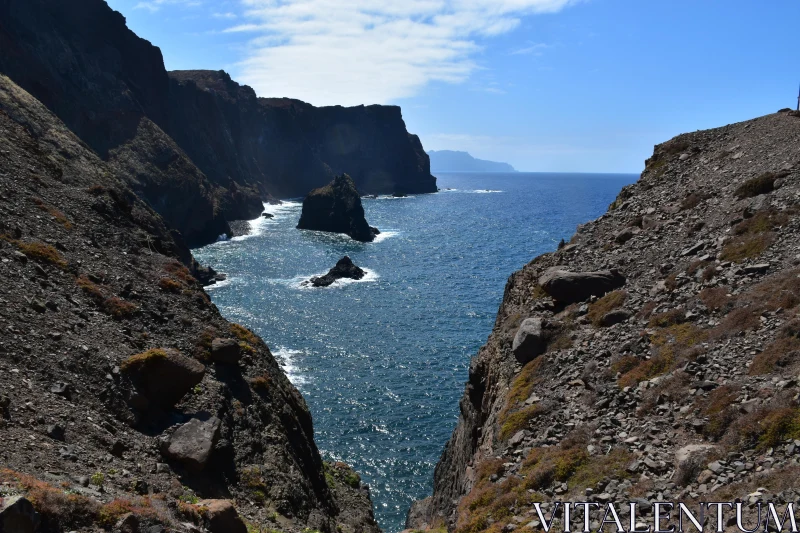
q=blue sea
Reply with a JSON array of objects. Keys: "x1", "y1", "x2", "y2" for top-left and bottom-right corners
[{"x1": 192, "y1": 172, "x2": 637, "y2": 532}]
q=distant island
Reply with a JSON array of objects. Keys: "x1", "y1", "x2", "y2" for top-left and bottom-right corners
[{"x1": 427, "y1": 150, "x2": 517, "y2": 172}]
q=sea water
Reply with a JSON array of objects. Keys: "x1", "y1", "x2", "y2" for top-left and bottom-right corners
[{"x1": 192, "y1": 172, "x2": 637, "y2": 531}]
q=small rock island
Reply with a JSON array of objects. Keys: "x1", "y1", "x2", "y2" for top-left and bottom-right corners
[
  {"x1": 306, "y1": 256, "x2": 366, "y2": 287},
  {"x1": 297, "y1": 174, "x2": 380, "y2": 242}
]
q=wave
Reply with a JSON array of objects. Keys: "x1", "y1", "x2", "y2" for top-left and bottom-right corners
[
  {"x1": 271, "y1": 346, "x2": 308, "y2": 386},
  {"x1": 267, "y1": 268, "x2": 380, "y2": 290},
  {"x1": 439, "y1": 188, "x2": 503, "y2": 194},
  {"x1": 203, "y1": 277, "x2": 233, "y2": 290},
  {"x1": 372, "y1": 230, "x2": 399, "y2": 243}
]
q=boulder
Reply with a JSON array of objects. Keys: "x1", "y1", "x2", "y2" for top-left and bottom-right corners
[
  {"x1": 161, "y1": 414, "x2": 221, "y2": 471},
  {"x1": 538, "y1": 269, "x2": 626, "y2": 304},
  {"x1": 512, "y1": 318, "x2": 546, "y2": 365},
  {"x1": 122, "y1": 349, "x2": 205, "y2": 409},
  {"x1": 0, "y1": 495, "x2": 40, "y2": 533},
  {"x1": 674, "y1": 444, "x2": 717, "y2": 484},
  {"x1": 614, "y1": 227, "x2": 634, "y2": 244},
  {"x1": 210, "y1": 338, "x2": 242, "y2": 364},
  {"x1": 198, "y1": 500, "x2": 247, "y2": 533},
  {"x1": 600, "y1": 309, "x2": 632, "y2": 327},
  {"x1": 309, "y1": 256, "x2": 366, "y2": 287},
  {"x1": 297, "y1": 174, "x2": 380, "y2": 242}
]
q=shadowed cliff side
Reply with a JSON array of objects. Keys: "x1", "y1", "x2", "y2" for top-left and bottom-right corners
[
  {"x1": 0, "y1": 74, "x2": 379, "y2": 533},
  {"x1": 168, "y1": 70, "x2": 437, "y2": 198}
]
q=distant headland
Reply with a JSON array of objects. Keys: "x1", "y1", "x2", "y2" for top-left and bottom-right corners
[{"x1": 427, "y1": 150, "x2": 517, "y2": 172}]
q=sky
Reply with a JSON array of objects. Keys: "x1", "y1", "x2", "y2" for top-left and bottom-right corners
[{"x1": 105, "y1": 0, "x2": 800, "y2": 173}]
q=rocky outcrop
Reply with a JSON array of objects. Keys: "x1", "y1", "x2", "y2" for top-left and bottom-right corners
[
  {"x1": 410, "y1": 110, "x2": 800, "y2": 531},
  {"x1": 538, "y1": 268, "x2": 626, "y2": 304},
  {"x1": 169, "y1": 70, "x2": 437, "y2": 197},
  {"x1": 298, "y1": 175, "x2": 380, "y2": 242},
  {"x1": 0, "y1": 75, "x2": 378, "y2": 533},
  {"x1": 308, "y1": 256, "x2": 367, "y2": 287},
  {"x1": 0, "y1": 0, "x2": 434, "y2": 246}
]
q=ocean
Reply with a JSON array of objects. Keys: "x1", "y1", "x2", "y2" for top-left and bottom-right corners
[{"x1": 192, "y1": 172, "x2": 638, "y2": 531}]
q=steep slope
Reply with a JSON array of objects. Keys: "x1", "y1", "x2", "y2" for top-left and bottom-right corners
[
  {"x1": 0, "y1": 75, "x2": 378, "y2": 533},
  {"x1": 409, "y1": 111, "x2": 800, "y2": 531},
  {"x1": 168, "y1": 70, "x2": 437, "y2": 197},
  {"x1": 0, "y1": 0, "x2": 253, "y2": 247}
]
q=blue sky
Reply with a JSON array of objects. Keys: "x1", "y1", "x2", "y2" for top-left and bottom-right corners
[{"x1": 106, "y1": 0, "x2": 800, "y2": 172}]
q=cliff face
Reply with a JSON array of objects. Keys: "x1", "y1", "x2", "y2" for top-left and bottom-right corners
[
  {"x1": 410, "y1": 112, "x2": 800, "y2": 531},
  {"x1": 168, "y1": 70, "x2": 437, "y2": 198},
  {"x1": 0, "y1": 74, "x2": 379, "y2": 533},
  {"x1": 0, "y1": 0, "x2": 435, "y2": 247}
]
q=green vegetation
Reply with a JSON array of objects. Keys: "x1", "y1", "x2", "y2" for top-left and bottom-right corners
[
  {"x1": 120, "y1": 349, "x2": 168, "y2": 372},
  {"x1": 89, "y1": 472, "x2": 105, "y2": 487},
  {"x1": 734, "y1": 171, "x2": 787, "y2": 199},
  {"x1": 587, "y1": 290, "x2": 626, "y2": 327}
]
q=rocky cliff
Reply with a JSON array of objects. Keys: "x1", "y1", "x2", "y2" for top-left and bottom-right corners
[
  {"x1": 169, "y1": 71, "x2": 437, "y2": 198},
  {"x1": 409, "y1": 111, "x2": 800, "y2": 531},
  {"x1": 0, "y1": 74, "x2": 379, "y2": 533},
  {"x1": 297, "y1": 174, "x2": 380, "y2": 242},
  {"x1": 0, "y1": 0, "x2": 435, "y2": 246}
]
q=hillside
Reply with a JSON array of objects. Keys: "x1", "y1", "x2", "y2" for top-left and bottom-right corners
[
  {"x1": 428, "y1": 151, "x2": 516, "y2": 173},
  {"x1": 409, "y1": 111, "x2": 800, "y2": 531},
  {"x1": 0, "y1": 74, "x2": 378, "y2": 533},
  {"x1": 0, "y1": 0, "x2": 435, "y2": 246}
]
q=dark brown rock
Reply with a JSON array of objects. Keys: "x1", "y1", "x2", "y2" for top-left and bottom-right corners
[
  {"x1": 210, "y1": 338, "x2": 242, "y2": 364},
  {"x1": 511, "y1": 318, "x2": 546, "y2": 364},
  {"x1": 198, "y1": 499, "x2": 247, "y2": 533},
  {"x1": 297, "y1": 175, "x2": 379, "y2": 242},
  {"x1": 309, "y1": 256, "x2": 366, "y2": 287},
  {"x1": 161, "y1": 415, "x2": 221, "y2": 471},
  {"x1": 121, "y1": 349, "x2": 205, "y2": 409},
  {"x1": 538, "y1": 268, "x2": 626, "y2": 304}
]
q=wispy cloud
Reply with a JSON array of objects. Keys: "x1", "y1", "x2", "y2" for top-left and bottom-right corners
[
  {"x1": 224, "y1": 0, "x2": 581, "y2": 106},
  {"x1": 511, "y1": 42, "x2": 550, "y2": 55},
  {"x1": 135, "y1": 0, "x2": 202, "y2": 13},
  {"x1": 212, "y1": 12, "x2": 238, "y2": 19}
]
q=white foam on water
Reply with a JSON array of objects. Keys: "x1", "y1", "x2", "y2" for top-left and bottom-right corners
[
  {"x1": 437, "y1": 188, "x2": 503, "y2": 194},
  {"x1": 372, "y1": 230, "x2": 399, "y2": 243},
  {"x1": 280, "y1": 268, "x2": 380, "y2": 290},
  {"x1": 272, "y1": 346, "x2": 308, "y2": 386},
  {"x1": 375, "y1": 194, "x2": 416, "y2": 200},
  {"x1": 204, "y1": 277, "x2": 233, "y2": 290},
  {"x1": 472, "y1": 189, "x2": 503, "y2": 193}
]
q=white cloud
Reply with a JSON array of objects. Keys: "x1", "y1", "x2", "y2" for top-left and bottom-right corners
[
  {"x1": 135, "y1": 0, "x2": 202, "y2": 12},
  {"x1": 227, "y1": 0, "x2": 581, "y2": 106},
  {"x1": 511, "y1": 42, "x2": 550, "y2": 55},
  {"x1": 212, "y1": 12, "x2": 238, "y2": 19}
]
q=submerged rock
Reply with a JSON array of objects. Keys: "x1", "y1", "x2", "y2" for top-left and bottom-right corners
[
  {"x1": 297, "y1": 174, "x2": 380, "y2": 242},
  {"x1": 308, "y1": 256, "x2": 366, "y2": 287}
]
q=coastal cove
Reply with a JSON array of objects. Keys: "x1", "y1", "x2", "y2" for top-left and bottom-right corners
[{"x1": 193, "y1": 172, "x2": 636, "y2": 531}]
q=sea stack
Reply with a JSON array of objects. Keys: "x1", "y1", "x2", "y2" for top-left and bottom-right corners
[
  {"x1": 308, "y1": 256, "x2": 366, "y2": 287},
  {"x1": 297, "y1": 174, "x2": 380, "y2": 242}
]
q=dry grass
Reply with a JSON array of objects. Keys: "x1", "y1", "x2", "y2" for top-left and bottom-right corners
[
  {"x1": 33, "y1": 198, "x2": 73, "y2": 230},
  {"x1": 1, "y1": 235, "x2": 68, "y2": 269},
  {"x1": 250, "y1": 373, "x2": 271, "y2": 391},
  {"x1": 165, "y1": 261, "x2": 196, "y2": 284},
  {"x1": 734, "y1": 171, "x2": 788, "y2": 199},
  {"x1": 619, "y1": 324, "x2": 707, "y2": 388},
  {"x1": 724, "y1": 406, "x2": 800, "y2": 451},
  {"x1": 648, "y1": 308, "x2": 685, "y2": 328},
  {"x1": 734, "y1": 209, "x2": 790, "y2": 236},
  {"x1": 696, "y1": 384, "x2": 740, "y2": 440},
  {"x1": 712, "y1": 305, "x2": 760, "y2": 338},
  {"x1": 587, "y1": 290, "x2": 626, "y2": 327},
  {"x1": 159, "y1": 277, "x2": 184, "y2": 293},
  {"x1": 749, "y1": 320, "x2": 800, "y2": 375},
  {"x1": 498, "y1": 405, "x2": 542, "y2": 441},
  {"x1": 699, "y1": 287, "x2": 732, "y2": 311},
  {"x1": 121, "y1": 349, "x2": 168, "y2": 371},
  {"x1": 720, "y1": 232, "x2": 774, "y2": 263},
  {"x1": 76, "y1": 275, "x2": 137, "y2": 319},
  {"x1": 231, "y1": 323, "x2": 259, "y2": 345}
]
